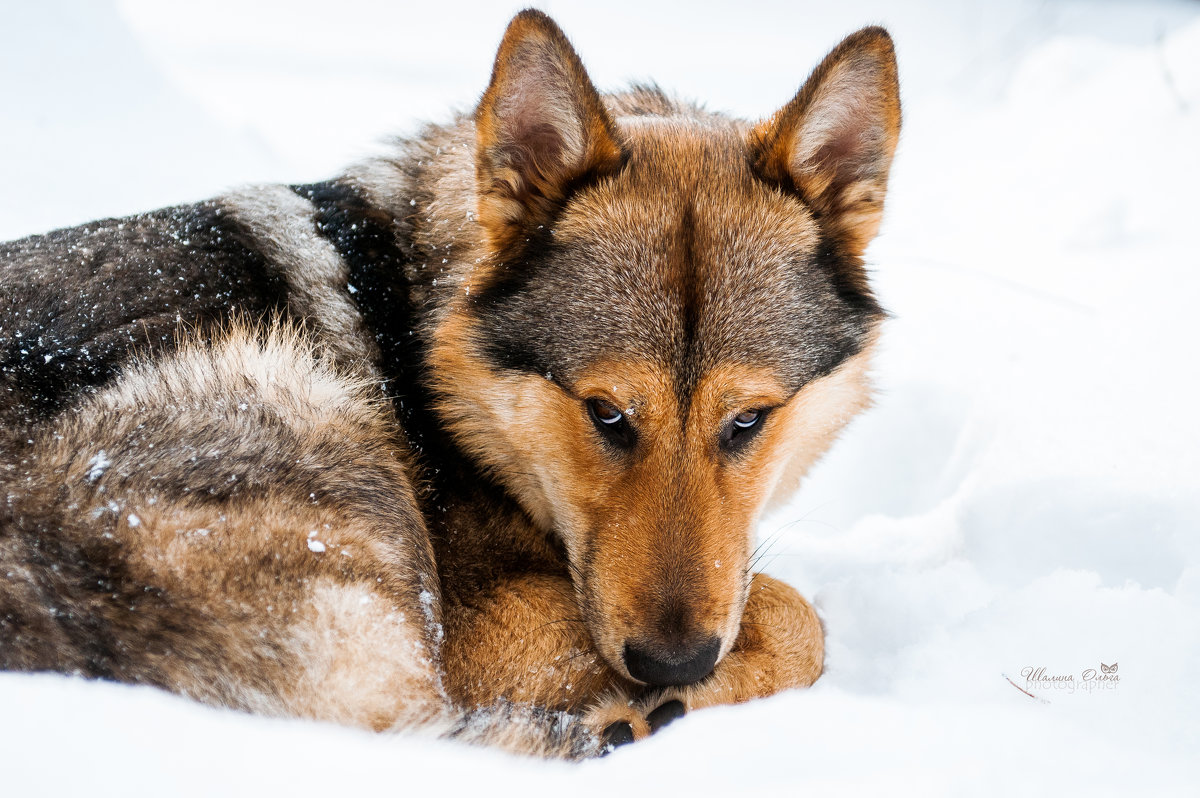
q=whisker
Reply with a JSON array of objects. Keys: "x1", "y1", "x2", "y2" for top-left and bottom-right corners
[
  {"x1": 562, "y1": 648, "x2": 593, "y2": 663},
  {"x1": 527, "y1": 616, "x2": 586, "y2": 635}
]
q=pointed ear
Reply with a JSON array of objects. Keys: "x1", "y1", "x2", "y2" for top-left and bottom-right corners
[
  {"x1": 750, "y1": 27, "x2": 901, "y2": 256},
  {"x1": 475, "y1": 10, "x2": 625, "y2": 251}
]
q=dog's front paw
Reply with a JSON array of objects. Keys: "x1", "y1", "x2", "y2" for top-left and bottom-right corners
[
  {"x1": 583, "y1": 691, "x2": 690, "y2": 752},
  {"x1": 676, "y1": 573, "x2": 824, "y2": 711},
  {"x1": 581, "y1": 574, "x2": 823, "y2": 754}
]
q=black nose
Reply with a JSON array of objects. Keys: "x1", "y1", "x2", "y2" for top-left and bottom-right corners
[{"x1": 623, "y1": 636, "x2": 721, "y2": 686}]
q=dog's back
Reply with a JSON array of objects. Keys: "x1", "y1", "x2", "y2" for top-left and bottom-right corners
[
  {"x1": 0, "y1": 320, "x2": 597, "y2": 755},
  {"x1": 0, "y1": 319, "x2": 434, "y2": 704},
  {"x1": 0, "y1": 186, "x2": 384, "y2": 445}
]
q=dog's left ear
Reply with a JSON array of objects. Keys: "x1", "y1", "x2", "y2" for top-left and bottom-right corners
[
  {"x1": 475, "y1": 10, "x2": 625, "y2": 251},
  {"x1": 750, "y1": 27, "x2": 901, "y2": 256}
]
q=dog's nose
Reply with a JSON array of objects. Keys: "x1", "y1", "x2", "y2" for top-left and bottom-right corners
[{"x1": 623, "y1": 635, "x2": 721, "y2": 686}]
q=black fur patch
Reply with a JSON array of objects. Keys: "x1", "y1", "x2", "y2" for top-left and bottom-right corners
[
  {"x1": 468, "y1": 224, "x2": 562, "y2": 378},
  {"x1": 811, "y1": 232, "x2": 885, "y2": 320},
  {"x1": 293, "y1": 182, "x2": 569, "y2": 598},
  {"x1": 0, "y1": 203, "x2": 289, "y2": 431},
  {"x1": 291, "y1": 181, "x2": 432, "y2": 443}
]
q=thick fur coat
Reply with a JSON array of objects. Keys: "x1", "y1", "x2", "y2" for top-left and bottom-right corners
[{"x1": 0, "y1": 11, "x2": 900, "y2": 756}]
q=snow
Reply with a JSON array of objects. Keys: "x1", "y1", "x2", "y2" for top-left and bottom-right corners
[
  {"x1": 85, "y1": 450, "x2": 112, "y2": 483},
  {"x1": 2, "y1": 0, "x2": 1198, "y2": 794}
]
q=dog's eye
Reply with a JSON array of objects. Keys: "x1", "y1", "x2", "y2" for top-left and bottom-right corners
[
  {"x1": 733, "y1": 409, "x2": 761, "y2": 429},
  {"x1": 590, "y1": 398, "x2": 623, "y2": 425},
  {"x1": 721, "y1": 407, "x2": 767, "y2": 453},
  {"x1": 587, "y1": 398, "x2": 636, "y2": 450}
]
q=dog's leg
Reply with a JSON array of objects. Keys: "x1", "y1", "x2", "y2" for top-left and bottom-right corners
[
  {"x1": 442, "y1": 571, "x2": 822, "y2": 751},
  {"x1": 441, "y1": 573, "x2": 624, "y2": 712},
  {"x1": 670, "y1": 572, "x2": 824, "y2": 705},
  {"x1": 582, "y1": 572, "x2": 824, "y2": 743}
]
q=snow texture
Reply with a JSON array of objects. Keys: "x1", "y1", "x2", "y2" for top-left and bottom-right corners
[
  {"x1": 85, "y1": 450, "x2": 112, "y2": 483},
  {"x1": 2, "y1": 1, "x2": 1198, "y2": 795}
]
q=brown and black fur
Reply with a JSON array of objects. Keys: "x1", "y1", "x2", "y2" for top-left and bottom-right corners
[{"x1": 0, "y1": 11, "x2": 900, "y2": 755}]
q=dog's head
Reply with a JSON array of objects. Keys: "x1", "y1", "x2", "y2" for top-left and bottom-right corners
[{"x1": 430, "y1": 11, "x2": 898, "y2": 686}]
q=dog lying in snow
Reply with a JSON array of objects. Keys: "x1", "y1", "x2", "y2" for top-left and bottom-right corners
[{"x1": 0, "y1": 10, "x2": 899, "y2": 756}]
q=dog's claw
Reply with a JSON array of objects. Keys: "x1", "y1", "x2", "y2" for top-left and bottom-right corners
[
  {"x1": 646, "y1": 699, "x2": 686, "y2": 732},
  {"x1": 601, "y1": 720, "x2": 635, "y2": 751}
]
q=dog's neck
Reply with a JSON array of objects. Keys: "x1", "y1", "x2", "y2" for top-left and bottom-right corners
[{"x1": 295, "y1": 130, "x2": 569, "y2": 602}]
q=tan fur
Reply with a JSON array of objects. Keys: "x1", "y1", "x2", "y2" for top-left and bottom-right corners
[
  {"x1": 426, "y1": 334, "x2": 866, "y2": 693},
  {"x1": 474, "y1": 12, "x2": 625, "y2": 252},
  {"x1": 440, "y1": 570, "x2": 825, "y2": 740},
  {"x1": 441, "y1": 573, "x2": 611, "y2": 710},
  {"x1": 421, "y1": 13, "x2": 899, "y2": 746},
  {"x1": 20, "y1": 325, "x2": 437, "y2": 722},
  {"x1": 749, "y1": 27, "x2": 901, "y2": 259},
  {"x1": 591, "y1": 573, "x2": 825, "y2": 739},
  {"x1": 429, "y1": 339, "x2": 862, "y2": 723},
  {"x1": 428, "y1": 143, "x2": 880, "y2": 690},
  {"x1": 1, "y1": 10, "x2": 900, "y2": 758}
]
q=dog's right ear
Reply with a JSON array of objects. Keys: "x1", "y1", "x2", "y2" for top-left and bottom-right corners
[
  {"x1": 749, "y1": 27, "x2": 901, "y2": 257},
  {"x1": 475, "y1": 10, "x2": 625, "y2": 252}
]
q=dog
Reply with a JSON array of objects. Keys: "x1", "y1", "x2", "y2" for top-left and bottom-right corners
[{"x1": 0, "y1": 10, "x2": 899, "y2": 756}]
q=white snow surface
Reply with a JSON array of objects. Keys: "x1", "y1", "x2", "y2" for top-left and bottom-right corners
[{"x1": 2, "y1": 1, "x2": 1199, "y2": 794}]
